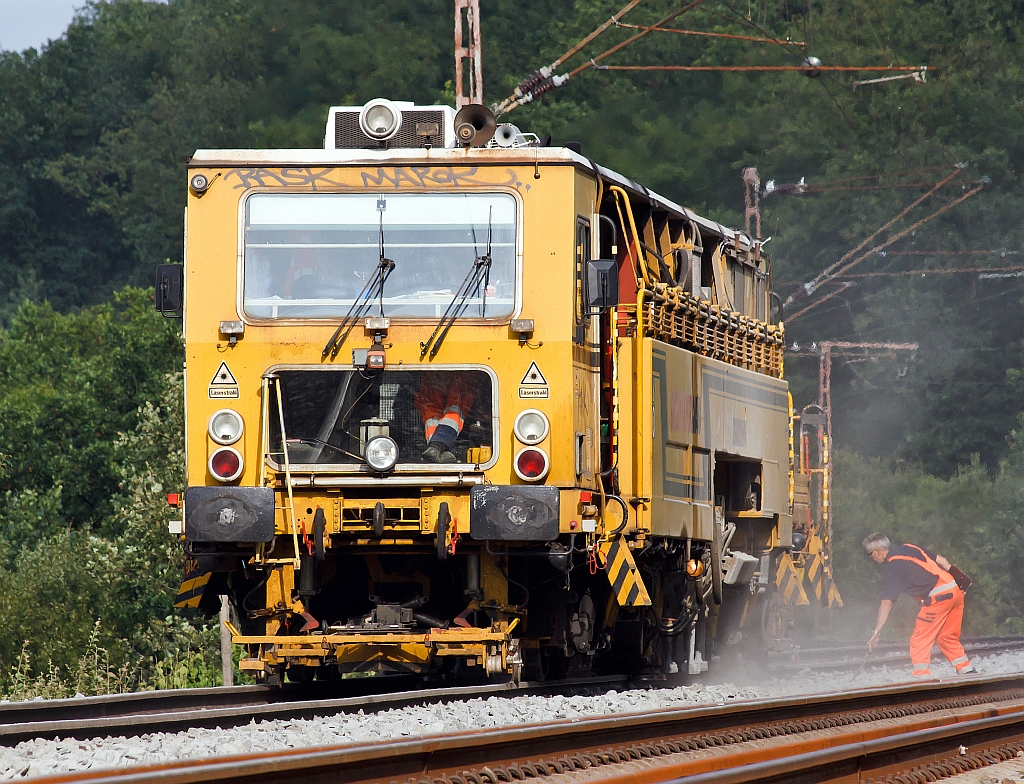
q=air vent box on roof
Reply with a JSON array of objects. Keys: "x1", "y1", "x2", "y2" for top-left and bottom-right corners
[{"x1": 325, "y1": 100, "x2": 456, "y2": 150}]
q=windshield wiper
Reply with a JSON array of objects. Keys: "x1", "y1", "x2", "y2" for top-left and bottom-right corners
[
  {"x1": 420, "y1": 208, "x2": 492, "y2": 359},
  {"x1": 322, "y1": 199, "x2": 395, "y2": 361}
]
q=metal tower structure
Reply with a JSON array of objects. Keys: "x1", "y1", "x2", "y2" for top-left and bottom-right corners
[{"x1": 455, "y1": 0, "x2": 483, "y2": 108}]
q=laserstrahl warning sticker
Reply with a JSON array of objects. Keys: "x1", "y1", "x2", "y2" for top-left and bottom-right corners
[
  {"x1": 209, "y1": 361, "x2": 240, "y2": 399},
  {"x1": 519, "y1": 361, "x2": 549, "y2": 399}
]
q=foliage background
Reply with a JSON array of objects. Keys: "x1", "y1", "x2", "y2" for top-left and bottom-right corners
[{"x1": 1, "y1": 0, "x2": 1023, "y2": 689}]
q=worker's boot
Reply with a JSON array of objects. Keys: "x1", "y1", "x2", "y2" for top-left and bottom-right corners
[{"x1": 422, "y1": 443, "x2": 458, "y2": 463}]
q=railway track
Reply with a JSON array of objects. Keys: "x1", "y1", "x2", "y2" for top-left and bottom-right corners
[
  {"x1": 22, "y1": 674, "x2": 1024, "y2": 784},
  {"x1": 0, "y1": 675, "x2": 629, "y2": 745},
  {"x1": 766, "y1": 634, "x2": 1024, "y2": 675}
]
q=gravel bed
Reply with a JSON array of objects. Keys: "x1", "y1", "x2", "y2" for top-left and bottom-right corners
[{"x1": 3, "y1": 648, "x2": 1024, "y2": 780}]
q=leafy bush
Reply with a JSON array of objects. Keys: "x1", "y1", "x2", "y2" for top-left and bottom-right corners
[
  {"x1": 0, "y1": 288, "x2": 181, "y2": 529},
  {"x1": 0, "y1": 363, "x2": 228, "y2": 697},
  {"x1": 0, "y1": 290, "x2": 236, "y2": 697}
]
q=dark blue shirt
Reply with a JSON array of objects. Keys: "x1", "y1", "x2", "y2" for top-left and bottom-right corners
[{"x1": 881, "y1": 545, "x2": 940, "y2": 602}]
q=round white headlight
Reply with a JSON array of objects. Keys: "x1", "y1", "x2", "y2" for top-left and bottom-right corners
[
  {"x1": 365, "y1": 435, "x2": 399, "y2": 472},
  {"x1": 513, "y1": 409, "x2": 549, "y2": 445},
  {"x1": 208, "y1": 409, "x2": 244, "y2": 445},
  {"x1": 359, "y1": 99, "x2": 402, "y2": 140}
]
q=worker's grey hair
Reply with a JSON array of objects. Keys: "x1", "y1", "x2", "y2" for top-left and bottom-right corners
[{"x1": 862, "y1": 533, "x2": 891, "y2": 553}]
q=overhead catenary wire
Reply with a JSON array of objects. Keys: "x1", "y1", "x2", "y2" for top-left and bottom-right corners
[
  {"x1": 787, "y1": 274, "x2": 1024, "y2": 328},
  {"x1": 809, "y1": 166, "x2": 957, "y2": 186},
  {"x1": 801, "y1": 181, "x2": 945, "y2": 193},
  {"x1": 787, "y1": 281, "x2": 853, "y2": 321},
  {"x1": 610, "y1": 21, "x2": 805, "y2": 46},
  {"x1": 493, "y1": 0, "x2": 712, "y2": 115},
  {"x1": 777, "y1": 265, "x2": 1024, "y2": 283},
  {"x1": 490, "y1": 0, "x2": 647, "y2": 115},
  {"x1": 829, "y1": 183, "x2": 988, "y2": 280},
  {"x1": 882, "y1": 249, "x2": 1018, "y2": 256},
  {"x1": 551, "y1": 0, "x2": 646, "y2": 71},
  {"x1": 596, "y1": 64, "x2": 934, "y2": 72},
  {"x1": 711, "y1": 0, "x2": 804, "y2": 57},
  {"x1": 713, "y1": 0, "x2": 921, "y2": 139},
  {"x1": 561, "y1": 1, "x2": 714, "y2": 78},
  {"x1": 494, "y1": 0, "x2": 931, "y2": 117},
  {"x1": 783, "y1": 166, "x2": 965, "y2": 308},
  {"x1": 764, "y1": 166, "x2": 961, "y2": 196},
  {"x1": 787, "y1": 180, "x2": 989, "y2": 320}
]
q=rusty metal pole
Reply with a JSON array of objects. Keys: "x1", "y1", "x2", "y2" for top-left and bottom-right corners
[
  {"x1": 815, "y1": 341, "x2": 917, "y2": 607},
  {"x1": 455, "y1": 0, "x2": 483, "y2": 108},
  {"x1": 220, "y1": 595, "x2": 233, "y2": 687},
  {"x1": 743, "y1": 167, "x2": 761, "y2": 239},
  {"x1": 815, "y1": 344, "x2": 831, "y2": 573}
]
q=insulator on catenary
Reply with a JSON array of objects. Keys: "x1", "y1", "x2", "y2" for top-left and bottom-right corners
[{"x1": 500, "y1": 67, "x2": 569, "y2": 113}]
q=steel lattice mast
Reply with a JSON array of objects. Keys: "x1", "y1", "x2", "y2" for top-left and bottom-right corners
[{"x1": 455, "y1": 0, "x2": 483, "y2": 108}]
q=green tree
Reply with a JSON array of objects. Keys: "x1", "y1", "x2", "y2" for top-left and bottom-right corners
[{"x1": 0, "y1": 288, "x2": 181, "y2": 530}]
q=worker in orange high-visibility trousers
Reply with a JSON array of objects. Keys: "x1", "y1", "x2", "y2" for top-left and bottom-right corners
[
  {"x1": 863, "y1": 533, "x2": 977, "y2": 678},
  {"x1": 414, "y1": 374, "x2": 475, "y2": 464}
]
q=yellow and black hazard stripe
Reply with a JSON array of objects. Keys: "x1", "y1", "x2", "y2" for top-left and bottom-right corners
[
  {"x1": 827, "y1": 579, "x2": 844, "y2": 608},
  {"x1": 174, "y1": 570, "x2": 212, "y2": 609},
  {"x1": 775, "y1": 551, "x2": 809, "y2": 606},
  {"x1": 599, "y1": 537, "x2": 652, "y2": 607},
  {"x1": 802, "y1": 532, "x2": 844, "y2": 608},
  {"x1": 806, "y1": 551, "x2": 824, "y2": 600}
]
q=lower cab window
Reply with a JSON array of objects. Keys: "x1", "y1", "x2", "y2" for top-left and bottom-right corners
[{"x1": 268, "y1": 369, "x2": 494, "y2": 468}]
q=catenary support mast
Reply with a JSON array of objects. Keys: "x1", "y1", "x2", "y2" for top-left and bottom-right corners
[{"x1": 455, "y1": 0, "x2": 483, "y2": 108}]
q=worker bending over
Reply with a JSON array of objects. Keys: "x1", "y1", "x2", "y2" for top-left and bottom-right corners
[{"x1": 863, "y1": 533, "x2": 977, "y2": 678}]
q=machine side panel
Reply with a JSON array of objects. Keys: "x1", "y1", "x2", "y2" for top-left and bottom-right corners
[
  {"x1": 649, "y1": 339, "x2": 790, "y2": 542},
  {"x1": 650, "y1": 342, "x2": 706, "y2": 539}
]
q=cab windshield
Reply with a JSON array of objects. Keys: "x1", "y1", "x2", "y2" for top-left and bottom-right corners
[{"x1": 243, "y1": 192, "x2": 517, "y2": 320}]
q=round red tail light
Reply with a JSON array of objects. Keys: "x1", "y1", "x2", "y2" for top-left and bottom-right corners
[
  {"x1": 209, "y1": 447, "x2": 243, "y2": 482},
  {"x1": 514, "y1": 447, "x2": 549, "y2": 482}
]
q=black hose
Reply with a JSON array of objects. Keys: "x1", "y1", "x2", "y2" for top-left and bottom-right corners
[
  {"x1": 413, "y1": 612, "x2": 450, "y2": 629},
  {"x1": 606, "y1": 494, "x2": 630, "y2": 535},
  {"x1": 499, "y1": 564, "x2": 531, "y2": 612},
  {"x1": 242, "y1": 575, "x2": 269, "y2": 617},
  {"x1": 658, "y1": 608, "x2": 697, "y2": 637},
  {"x1": 598, "y1": 213, "x2": 618, "y2": 256}
]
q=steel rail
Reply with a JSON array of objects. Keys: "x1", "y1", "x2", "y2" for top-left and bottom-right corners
[
  {"x1": 766, "y1": 636, "x2": 1024, "y2": 674},
  {"x1": 669, "y1": 706, "x2": 1024, "y2": 784},
  {"x1": 0, "y1": 675, "x2": 628, "y2": 745},
  {"x1": 0, "y1": 685, "x2": 272, "y2": 729},
  {"x1": 22, "y1": 675, "x2": 1024, "y2": 784}
]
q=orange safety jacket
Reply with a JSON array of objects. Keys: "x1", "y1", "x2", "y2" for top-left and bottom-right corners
[{"x1": 887, "y1": 544, "x2": 958, "y2": 606}]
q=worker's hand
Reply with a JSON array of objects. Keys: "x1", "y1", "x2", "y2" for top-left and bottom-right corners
[
  {"x1": 868, "y1": 630, "x2": 880, "y2": 651},
  {"x1": 936, "y1": 555, "x2": 951, "y2": 570}
]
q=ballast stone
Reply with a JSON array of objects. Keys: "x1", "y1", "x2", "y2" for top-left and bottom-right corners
[{"x1": 3, "y1": 650, "x2": 1024, "y2": 780}]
